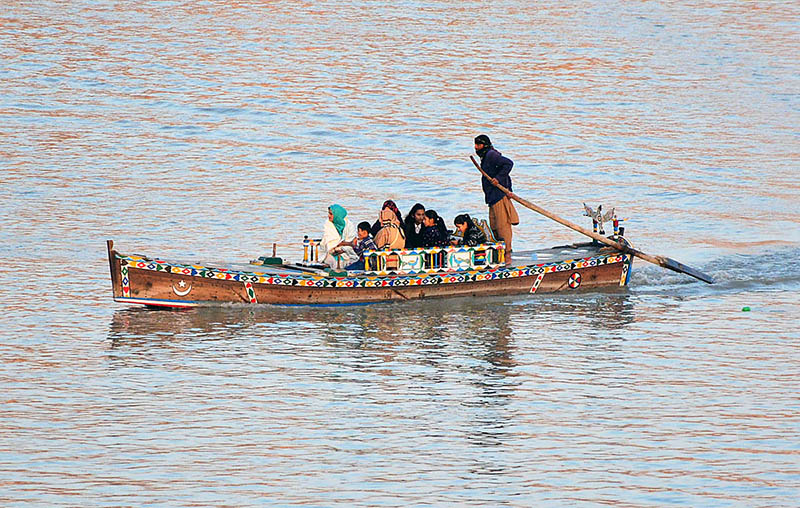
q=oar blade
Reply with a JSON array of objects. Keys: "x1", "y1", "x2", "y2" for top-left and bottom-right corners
[{"x1": 659, "y1": 256, "x2": 714, "y2": 284}]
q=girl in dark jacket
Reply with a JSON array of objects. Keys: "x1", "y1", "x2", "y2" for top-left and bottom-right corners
[
  {"x1": 421, "y1": 209, "x2": 449, "y2": 248},
  {"x1": 403, "y1": 203, "x2": 426, "y2": 249},
  {"x1": 452, "y1": 214, "x2": 487, "y2": 247}
]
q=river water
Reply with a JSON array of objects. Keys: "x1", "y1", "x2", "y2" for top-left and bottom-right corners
[{"x1": 1, "y1": 1, "x2": 798, "y2": 506}]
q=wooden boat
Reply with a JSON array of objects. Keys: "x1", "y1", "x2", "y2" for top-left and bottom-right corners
[
  {"x1": 106, "y1": 237, "x2": 633, "y2": 308},
  {"x1": 103, "y1": 158, "x2": 716, "y2": 309},
  {"x1": 105, "y1": 159, "x2": 714, "y2": 309}
]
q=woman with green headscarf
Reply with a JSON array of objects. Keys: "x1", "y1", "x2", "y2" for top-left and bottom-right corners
[{"x1": 320, "y1": 204, "x2": 357, "y2": 268}]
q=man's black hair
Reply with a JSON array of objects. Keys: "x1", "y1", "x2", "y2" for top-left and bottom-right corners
[{"x1": 474, "y1": 134, "x2": 492, "y2": 146}]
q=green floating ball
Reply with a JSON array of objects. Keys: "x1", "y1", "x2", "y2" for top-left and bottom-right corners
[{"x1": 742, "y1": 306, "x2": 751, "y2": 312}]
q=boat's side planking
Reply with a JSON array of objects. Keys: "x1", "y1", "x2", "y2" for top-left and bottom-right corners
[{"x1": 108, "y1": 241, "x2": 632, "y2": 307}]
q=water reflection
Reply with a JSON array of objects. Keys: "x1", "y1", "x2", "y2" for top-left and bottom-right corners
[
  {"x1": 106, "y1": 291, "x2": 636, "y2": 400},
  {"x1": 108, "y1": 292, "x2": 635, "y2": 349}
]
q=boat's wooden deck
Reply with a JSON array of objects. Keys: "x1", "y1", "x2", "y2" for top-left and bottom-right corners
[{"x1": 510, "y1": 241, "x2": 614, "y2": 266}]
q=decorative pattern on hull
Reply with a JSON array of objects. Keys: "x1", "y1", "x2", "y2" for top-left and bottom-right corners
[
  {"x1": 529, "y1": 272, "x2": 546, "y2": 294},
  {"x1": 121, "y1": 264, "x2": 130, "y2": 297},
  {"x1": 118, "y1": 253, "x2": 628, "y2": 291},
  {"x1": 620, "y1": 258, "x2": 631, "y2": 286}
]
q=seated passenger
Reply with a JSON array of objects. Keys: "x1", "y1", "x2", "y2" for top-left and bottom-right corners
[
  {"x1": 370, "y1": 200, "x2": 404, "y2": 237},
  {"x1": 373, "y1": 207, "x2": 406, "y2": 250},
  {"x1": 421, "y1": 209, "x2": 449, "y2": 248},
  {"x1": 343, "y1": 221, "x2": 378, "y2": 271},
  {"x1": 403, "y1": 203, "x2": 426, "y2": 249},
  {"x1": 451, "y1": 214, "x2": 488, "y2": 247},
  {"x1": 320, "y1": 204, "x2": 357, "y2": 268}
]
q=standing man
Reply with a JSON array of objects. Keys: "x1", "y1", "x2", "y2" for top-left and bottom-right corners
[{"x1": 474, "y1": 134, "x2": 519, "y2": 252}]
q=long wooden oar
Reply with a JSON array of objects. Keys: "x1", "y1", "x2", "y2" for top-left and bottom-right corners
[{"x1": 470, "y1": 155, "x2": 714, "y2": 284}]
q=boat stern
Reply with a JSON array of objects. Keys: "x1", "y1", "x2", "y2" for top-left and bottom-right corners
[{"x1": 107, "y1": 240, "x2": 125, "y2": 301}]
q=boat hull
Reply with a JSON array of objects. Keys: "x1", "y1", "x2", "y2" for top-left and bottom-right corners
[{"x1": 107, "y1": 240, "x2": 632, "y2": 308}]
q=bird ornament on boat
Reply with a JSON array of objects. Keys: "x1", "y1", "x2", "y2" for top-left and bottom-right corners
[{"x1": 583, "y1": 203, "x2": 625, "y2": 236}]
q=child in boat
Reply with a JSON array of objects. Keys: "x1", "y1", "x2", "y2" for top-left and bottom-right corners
[
  {"x1": 421, "y1": 209, "x2": 449, "y2": 248},
  {"x1": 341, "y1": 221, "x2": 378, "y2": 271},
  {"x1": 373, "y1": 207, "x2": 406, "y2": 250},
  {"x1": 321, "y1": 204, "x2": 357, "y2": 268},
  {"x1": 451, "y1": 214, "x2": 487, "y2": 247}
]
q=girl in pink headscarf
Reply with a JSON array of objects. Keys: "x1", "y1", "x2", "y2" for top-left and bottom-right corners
[
  {"x1": 369, "y1": 200, "x2": 404, "y2": 237},
  {"x1": 373, "y1": 206, "x2": 406, "y2": 250}
]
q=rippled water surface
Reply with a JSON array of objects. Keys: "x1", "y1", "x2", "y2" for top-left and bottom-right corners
[{"x1": 1, "y1": 1, "x2": 799, "y2": 506}]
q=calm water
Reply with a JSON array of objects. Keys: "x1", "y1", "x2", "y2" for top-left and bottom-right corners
[{"x1": 2, "y1": 1, "x2": 799, "y2": 506}]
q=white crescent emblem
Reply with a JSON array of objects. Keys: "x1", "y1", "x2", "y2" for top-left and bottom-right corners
[{"x1": 172, "y1": 280, "x2": 192, "y2": 297}]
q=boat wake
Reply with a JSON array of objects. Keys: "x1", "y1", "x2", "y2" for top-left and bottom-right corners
[{"x1": 630, "y1": 246, "x2": 800, "y2": 295}]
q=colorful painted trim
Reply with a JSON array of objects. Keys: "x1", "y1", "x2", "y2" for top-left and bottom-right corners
[
  {"x1": 620, "y1": 255, "x2": 631, "y2": 286},
  {"x1": 363, "y1": 242, "x2": 506, "y2": 275},
  {"x1": 117, "y1": 253, "x2": 627, "y2": 291},
  {"x1": 529, "y1": 272, "x2": 545, "y2": 294},
  {"x1": 244, "y1": 281, "x2": 257, "y2": 303},
  {"x1": 121, "y1": 263, "x2": 130, "y2": 297}
]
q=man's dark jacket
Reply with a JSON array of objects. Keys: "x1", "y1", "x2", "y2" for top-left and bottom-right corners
[{"x1": 480, "y1": 148, "x2": 513, "y2": 206}]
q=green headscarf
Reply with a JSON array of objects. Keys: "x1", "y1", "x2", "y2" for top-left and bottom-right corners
[{"x1": 329, "y1": 204, "x2": 347, "y2": 236}]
